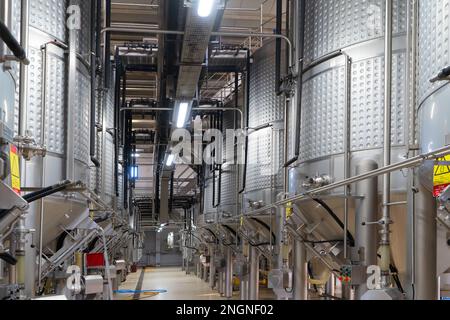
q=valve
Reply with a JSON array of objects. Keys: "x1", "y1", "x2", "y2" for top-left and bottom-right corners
[
  {"x1": 13, "y1": 133, "x2": 47, "y2": 161},
  {"x1": 302, "y1": 174, "x2": 332, "y2": 190}
]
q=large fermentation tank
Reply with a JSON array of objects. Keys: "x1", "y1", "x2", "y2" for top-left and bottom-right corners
[
  {"x1": 244, "y1": 40, "x2": 285, "y2": 210},
  {"x1": 417, "y1": 0, "x2": 450, "y2": 284},
  {"x1": 7, "y1": 0, "x2": 94, "y2": 295},
  {"x1": 290, "y1": 0, "x2": 410, "y2": 279}
]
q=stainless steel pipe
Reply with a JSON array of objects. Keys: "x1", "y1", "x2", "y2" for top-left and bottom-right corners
[{"x1": 380, "y1": 0, "x2": 394, "y2": 287}]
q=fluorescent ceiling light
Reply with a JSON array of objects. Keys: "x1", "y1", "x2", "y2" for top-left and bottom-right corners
[
  {"x1": 176, "y1": 102, "x2": 190, "y2": 128},
  {"x1": 166, "y1": 154, "x2": 175, "y2": 167},
  {"x1": 131, "y1": 153, "x2": 140, "y2": 158},
  {"x1": 197, "y1": 0, "x2": 214, "y2": 17}
]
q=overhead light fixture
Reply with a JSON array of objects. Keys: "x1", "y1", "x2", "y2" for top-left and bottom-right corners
[
  {"x1": 131, "y1": 153, "x2": 140, "y2": 158},
  {"x1": 130, "y1": 166, "x2": 138, "y2": 179},
  {"x1": 176, "y1": 102, "x2": 190, "y2": 128},
  {"x1": 166, "y1": 154, "x2": 175, "y2": 167},
  {"x1": 197, "y1": 0, "x2": 215, "y2": 17}
]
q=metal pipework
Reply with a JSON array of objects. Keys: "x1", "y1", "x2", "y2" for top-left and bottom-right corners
[
  {"x1": 343, "y1": 54, "x2": 352, "y2": 260},
  {"x1": 18, "y1": 0, "x2": 29, "y2": 136},
  {"x1": 239, "y1": 145, "x2": 450, "y2": 217},
  {"x1": 225, "y1": 246, "x2": 233, "y2": 298},
  {"x1": 100, "y1": 27, "x2": 293, "y2": 68},
  {"x1": 249, "y1": 246, "x2": 260, "y2": 300},
  {"x1": 380, "y1": 0, "x2": 393, "y2": 288},
  {"x1": 355, "y1": 160, "x2": 379, "y2": 299},
  {"x1": 414, "y1": 181, "x2": 437, "y2": 300}
]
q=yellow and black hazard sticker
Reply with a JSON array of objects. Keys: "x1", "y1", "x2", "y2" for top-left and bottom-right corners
[
  {"x1": 9, "y1": 144, "x2": 21, "y2": 194},
  {"x1": 433, "y1": 155, "x2": 450, "y2": 197}
]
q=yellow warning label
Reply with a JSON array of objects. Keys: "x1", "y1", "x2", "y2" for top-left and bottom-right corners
[
  {"x1": 286, "y1": 202, "x2": 293, "y2": 220},
  {"x1": 433, "y1": 155, "x2": 450, "y2": 197},
  {"x1": 9, "y1": 145, "x2": 20, "y2": 194}
]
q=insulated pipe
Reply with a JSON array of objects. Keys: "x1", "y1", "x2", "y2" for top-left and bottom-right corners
[
  {"x1": 249, "y1": 246, "x2": 260, "y2": 300},
  {"x1": 380, "y1": 0, "x2": 393, "y2": 288},
  {"x1": 293, "y1": 238, "x2": 307, "y2": 300},
  {"x1": 0, "y1": 19, "x2": 29, "y2": 64},
  {"x1": 225, "y1": 246, "x2": 233, "y2": 298},
  {"x1": 355, "y1": 160, "x2": 379, "y2": 299},
  {"x1": 414, "y1": 181, "x2": 437, "y2": 300}
]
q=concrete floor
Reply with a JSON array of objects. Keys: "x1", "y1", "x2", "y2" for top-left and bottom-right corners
[
  {"x1": 115, "y1": 267, "x2": 232, "y2": 300},
  {"x1": 115, "y1": 267, "x2": 275, "y2": 300}
]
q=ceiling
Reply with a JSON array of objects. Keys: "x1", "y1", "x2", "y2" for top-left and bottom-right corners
[{"x1": 111, "y1": 0, "x2": 281, "y2": 225}]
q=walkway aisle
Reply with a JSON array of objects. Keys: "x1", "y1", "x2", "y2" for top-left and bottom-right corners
[{"x1": 115, "y1": 267, "x2": 228, "y2": 300}]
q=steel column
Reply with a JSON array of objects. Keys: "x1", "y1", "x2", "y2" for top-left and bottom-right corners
[
  {"x1": 209, "y1": 247, "x2": 216, "y2": 289},
  {"x1": 249, "y1": 247, "x2": 260, "y2": 300},
  {"x1": 414, "y1": 180, "x2": 437, "y2": 300},
  {"x1": 225, "y1": 247, "x2": 233, "y2": 298},
  {"x1": 355, "y1": 160, "x2": 379, "y2": 299},
  {"x1": 293, "y1": 238, "x2": 307, "y2": 300}
]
